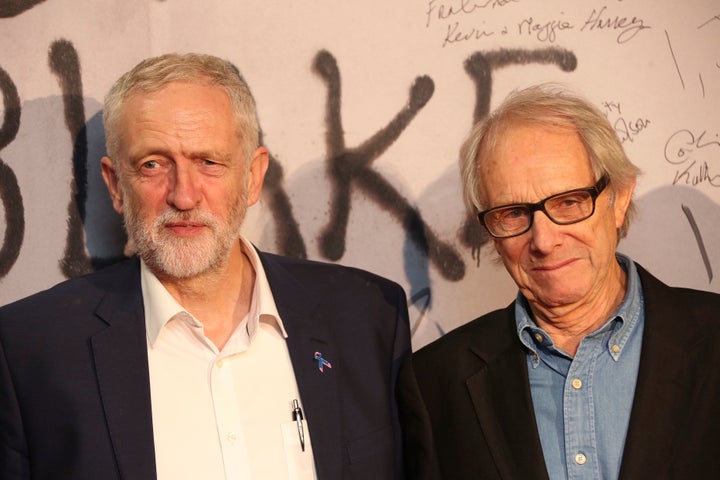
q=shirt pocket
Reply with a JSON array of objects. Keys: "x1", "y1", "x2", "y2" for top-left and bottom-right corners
[{"x1": 281, "y1": 420, "x2": 317, "y2": 479}]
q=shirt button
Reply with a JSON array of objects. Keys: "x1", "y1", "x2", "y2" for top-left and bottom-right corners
[
  {"x1": 571, "y1": 378, "x2": 583, "y2": 389},
  {"x1": 226, "y1": 432, "x2": 237, "y2": 442},
  {"x1": 611, "y1": 344, "x2": 621, "y2": 353},
  {"x1": 216, "y1": 359, "x2": 224, "y2": 368},
  {"x1": 534, "y1": 333, "x2": 544, "y2": 343},
  {"x1": 575, "y1": 453, "x2": 587, "y2": 465}
]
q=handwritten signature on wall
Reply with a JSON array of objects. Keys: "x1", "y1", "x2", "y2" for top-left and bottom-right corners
[
  {"x1": 666, "y1": 14, "x2": 720, "y2": 98},
  {"x1": 665, "y1": 129, "x2": 720, "y2": 188},
  {"x1": 425, "y1": 1, "x2": 651, "y2": 48}
]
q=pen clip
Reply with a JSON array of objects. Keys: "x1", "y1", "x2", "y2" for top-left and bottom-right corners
[{"x1": 292, "y1": 399, "x2": 305, "y2": 452}]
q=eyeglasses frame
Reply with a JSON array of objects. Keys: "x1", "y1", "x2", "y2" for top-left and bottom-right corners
[{"x1": 478, "y1": 174, "x2": 611, "y2": 239}]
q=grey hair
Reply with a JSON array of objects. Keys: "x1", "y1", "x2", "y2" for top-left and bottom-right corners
[
  {"x1": 103, "y1": 52, "x2": 259, "y2": 167},
  {"x1": 459, "y1": 83, "x2": 641, "y2": 238}
]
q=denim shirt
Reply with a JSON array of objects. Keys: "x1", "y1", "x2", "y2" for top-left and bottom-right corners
[{"x1": 515, "y1": 254, "x2": 645, "y2": 480}]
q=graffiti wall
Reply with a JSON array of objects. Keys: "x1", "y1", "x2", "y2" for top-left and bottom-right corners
[{"x1": 1, "y1": 0, "x2": 718, "y2": 349}]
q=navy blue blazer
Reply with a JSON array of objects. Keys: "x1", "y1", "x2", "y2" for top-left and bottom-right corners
[
  {"x1": 398, "y1": 264, "x2": 720, "y2": 479},
  {"x1": 0, "y1": 251, "x2": 411, "y2": 480}
]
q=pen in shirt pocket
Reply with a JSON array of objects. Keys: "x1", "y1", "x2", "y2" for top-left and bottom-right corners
[{"x1": 292, "y1": 399, "x2": 305, "y2": 452}]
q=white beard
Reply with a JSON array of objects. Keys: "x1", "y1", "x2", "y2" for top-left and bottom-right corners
[{"x1": 122, "y1": 189, "x2": 248, "y2": 279}]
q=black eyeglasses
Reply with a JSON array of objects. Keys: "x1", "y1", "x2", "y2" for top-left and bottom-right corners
[{"x1": 478, "y1": 175, "x2": 610, "y2": 238}]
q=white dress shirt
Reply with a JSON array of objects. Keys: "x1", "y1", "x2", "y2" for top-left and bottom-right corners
[{"x1": 143, "y1": 236, "x2": 317, "y2": 479}]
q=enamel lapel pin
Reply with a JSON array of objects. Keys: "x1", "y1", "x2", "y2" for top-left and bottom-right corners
[{"x1": 314, "y1": 351, "x2": 332, "y2": 372}]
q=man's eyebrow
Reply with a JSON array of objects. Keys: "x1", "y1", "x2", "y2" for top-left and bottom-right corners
[
  {"x1": 188, "y1": 150, "x2": 232, "y2": 162},
  {"x1": 127, "y1": 148, "x2": 232, "y2": 163},
  {"x1": 128, "y1": 145, "x2": 172, "y2": 161}
]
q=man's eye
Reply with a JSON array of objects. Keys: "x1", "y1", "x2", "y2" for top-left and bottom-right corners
[
  {"x1": 504, "y1": 207, "x2": 527, "y2": 219},
  {"x1": 559, "y1": 197, "x2": 581, "y2": 207},
  {"x1": 553, "y1": 193, "x2": 586, "y2": 209},
  {"x1": 200, "y1": 159, "x2": 226, "y2": 175},
  {"x1": 142, "y1": 160, "x2": 158, "y2": 169}
]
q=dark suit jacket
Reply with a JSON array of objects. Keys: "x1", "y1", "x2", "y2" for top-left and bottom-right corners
[
  {"x1": 398, "y1": 264, "x2": 720, "y2": 479},
  {"x1": 0, "y1": 251, "x2": 411, "y2": 480}
]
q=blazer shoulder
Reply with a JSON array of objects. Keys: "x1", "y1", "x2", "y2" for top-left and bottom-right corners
[
  {"x1": 0, "y1": 257, "x2": 140, "y2": 321},
  {"x1": 257, "y1": 249, "x2": 405, "y2": 294},
  {"x1": 637, "y1": 263, "x2": 720, "y2": 334},
  {"x1": 412, "y1": 304, "x2": 515, "y2": 366}
]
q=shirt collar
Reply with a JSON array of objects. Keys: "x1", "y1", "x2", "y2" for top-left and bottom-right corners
[
  {"x1": 515, "y1": 253, "x2": 644, "y2": 363},
  {"x1": 604, "y1": 253, "x2": 644, "y2": 361},
  {"x1": 142, "y1": 235, "x2": 287, "y2": 347},
  {"x1": 239, "y1": 235, "x2": 287, "y2": 341}
]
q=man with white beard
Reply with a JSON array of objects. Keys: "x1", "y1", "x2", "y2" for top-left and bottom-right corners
[{"x1": 0, "y1": 53, "x2": 411, "y2": 480}]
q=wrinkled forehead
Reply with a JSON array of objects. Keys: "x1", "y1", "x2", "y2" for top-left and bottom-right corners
[
  {"x1": 480, "y1": 118, "x2": 579, "y2": 164},
  {"x1": 118, "y1": 81, "x2": 239, "y2": 134},
  {"x1": 477, "y1": 123, "x2": 593, "y2": 204}
]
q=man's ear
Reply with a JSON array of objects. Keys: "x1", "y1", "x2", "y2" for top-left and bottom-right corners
[
  {"x1": 246, "y1": 146, "x2": 269, "y2": 206},
  {"x1": 101, "y1": 156, "x2": 124, "y2": 215},
  {"x1": 613, "y1": 176, "x2": 636, "y2": 230}
]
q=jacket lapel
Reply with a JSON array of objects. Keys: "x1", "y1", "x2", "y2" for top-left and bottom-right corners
[
  {"x1": 258, "y1": 252, "x2": 342, "y2": 480},
  {"x1": 619, "y1": 267, "x2": 699, "y2": 479},
  {"x1": 466, "y1": 306, "x2": 549, "y2": 480},
  {"x1": 90, "y1": 259, "x2": 157, "y2": 480}
]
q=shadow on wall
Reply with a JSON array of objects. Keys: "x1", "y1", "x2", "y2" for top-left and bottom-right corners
[
  {"x1": 0, "y1": 96, "x2": 124, "y2": 304},
  {"x1": 84, "y1": 110, "x2": 127, "y2": 265},
  {"x1": 266, "y1": 156, "x2": 455, "y2": 350},
  {"x1": 619, "y1": 184, "x2": 720, "y2": 293}
]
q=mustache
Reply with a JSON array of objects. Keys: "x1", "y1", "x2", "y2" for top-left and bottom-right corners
[{"x1": 154, "y1": 208, "x2": 220, "y2": 230}]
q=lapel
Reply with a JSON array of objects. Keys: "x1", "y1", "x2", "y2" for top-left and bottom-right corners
[
  {"x1": 465, "y1": 306, "x2": 549, "y2": 480},
  {"x1": 90, "y1": 258, "x2": 157, "y2": 480},
  {"x1": 258, "y1": 251, "x2": 342, "y2": 480},
  {"x1": 618, "y1": 266, "x2": 700, "y2": 479}
]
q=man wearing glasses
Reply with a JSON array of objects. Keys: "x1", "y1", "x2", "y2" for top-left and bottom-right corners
[{"x1": 398, "y1": 84, "x2": 720, "y2": 479}]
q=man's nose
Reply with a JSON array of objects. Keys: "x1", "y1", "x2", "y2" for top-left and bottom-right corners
[
  {"x1": 166, "y1": 163, "x2": 201, "y2": 210},
  {"x1": 528, "y1": 210, "x2": 562, "y2": 253}
]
